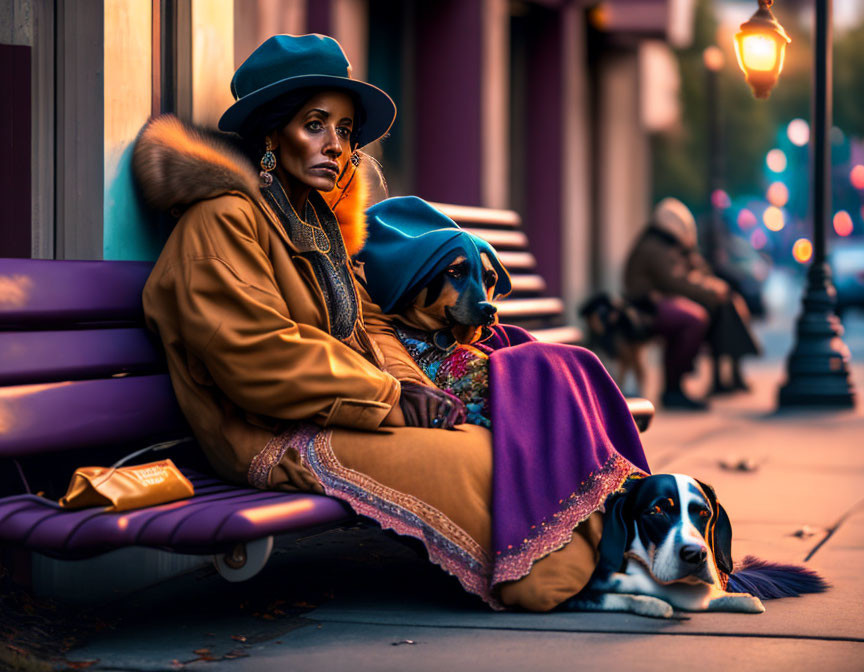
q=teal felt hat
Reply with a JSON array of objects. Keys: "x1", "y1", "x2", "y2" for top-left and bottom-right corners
[
  {"x1": 359, "y1": 197, "x2": 512, "y2": 313},
  {"x1": 218, "y1": 34, "x2": 396, "y2": 147}
]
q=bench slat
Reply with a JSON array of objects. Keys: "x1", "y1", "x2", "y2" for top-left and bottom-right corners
[
  {"x1": 1, "y1": 469, "x2": 351, "y2": 557},
  {"x1": 428, "y1": 202, "x2": 521, "y2": 227},
  {"x1": 496, "y1": 251, "x2": 536, "y2": 270},
  {"x1": 462, "y1": 228, "x2": 529, "y2": 249},
  {"x1": 508, "y1": 274, "x2": 547, "y2": 294},
  {"x1": 0, "y1": 328, "x2": 165, "y2": 385},
  {"x1": 529, "y1": 325, "x2": 583, "y2": 344},
  {"x1": 0, "y1": 258, "x2": 152, "y2": 325},
  {"x1": 0, "y1": 375, "x2": 187, "y2": 458},
  {"x1": 495, "y1": 297, "x2": 564, "y2": 318}
]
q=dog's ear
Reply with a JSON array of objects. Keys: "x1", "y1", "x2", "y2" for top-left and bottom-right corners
[
  {"x1": 596, "y1": 478, "x2": 640, "y2": 574},
  {"x1": 696, "y1": 478, "x2": 734, "y2": 575}
]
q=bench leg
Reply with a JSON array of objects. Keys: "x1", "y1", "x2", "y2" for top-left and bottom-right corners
[{"x1": 213, "y1": 536, "x2": 274, "y2": 582}]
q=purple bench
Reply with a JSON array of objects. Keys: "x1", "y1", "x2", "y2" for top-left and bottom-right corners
[
  {"x1": 1, "y1": 257, "x2": 652, "y2": 583},
  {"x1": 0, "y1": 258, "x2": 353, "y2": 581}
]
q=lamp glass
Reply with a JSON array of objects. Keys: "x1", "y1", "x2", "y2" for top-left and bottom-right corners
[{"x1": 740, "y1": 34, "x2": 778, "y2": 71}]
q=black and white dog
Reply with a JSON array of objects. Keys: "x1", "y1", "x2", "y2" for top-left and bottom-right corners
[{"x1": 564, "y1": 474, "x2": 827, "y2": 618}]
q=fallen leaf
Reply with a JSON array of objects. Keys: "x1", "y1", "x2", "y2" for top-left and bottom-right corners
[
  {"x1": 193, "y1": 648, "x2": 211, "y2": 656},
  {"x1": 719, "y1": 458, "x2": 759, "y2": 472},
  {"x1": 231, "y1": 635, "x2": 247, "y2": 643},
  {"x1": 224, "y1": 649, "x2": 250, "y2": 659},
  {"x1": 66, "y1": 660, "x2": 100, "y2": 670},
  {"x1": 790, "y1": 526, "x2": 817, "y2": 539}
]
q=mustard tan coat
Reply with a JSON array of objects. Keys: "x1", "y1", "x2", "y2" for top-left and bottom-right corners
[{"x1": 133, "y1": 117, "x2": 601, "y2": 611}]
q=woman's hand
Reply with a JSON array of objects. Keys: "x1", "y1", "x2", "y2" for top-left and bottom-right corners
[{"x1": 389, "y1": 382, "x2": 467, "y2": 430}]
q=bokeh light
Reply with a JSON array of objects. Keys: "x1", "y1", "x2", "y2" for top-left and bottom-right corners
[
  {"x1": 766, "y1": 149, "x2": 787, "y2": 172},
  {"x1": 850, "y1": 165, "x2": 864, "y2": 190},
  {"x1": 750, "y1": 229, "x2": 767, "y2": 250},
  {"x1": 703, "y1": 46, "x2": 724, "y2": 71},
  {"x1": 763, "y1": 206, "x2": 785, "y2": 231},
  {"x1": 787, "y1": 118, "x2": 810, "y2": 146},
  {"x1": 792, "y1": 238, "x2": 813, "y2": 264},
  {"x1": 711, "y1": 189, "x2": 731, "y2": 209},
  {"x1": 766, "y1": 182, "x2": 789, "y2": 207},
  {"x1": 737, "y1": 208, "x2": 757, "y2": 230},
  {"x1": 833, "y1": 210, "x2": 854, "y2": 237}
]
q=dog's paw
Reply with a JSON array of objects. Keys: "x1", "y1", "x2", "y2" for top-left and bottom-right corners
[
  {"x1": 579, "y1": 593, "x2": 675, "y2": 619},
  {"x1": 707, "y1": 593, "x2": 765, "y2": 614},
  {"x1": 624, "y1": 594, "x2": 676, "y2": 619}
]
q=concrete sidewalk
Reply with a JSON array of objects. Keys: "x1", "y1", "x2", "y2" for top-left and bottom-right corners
[{"x1": 65, "y1": 314, "x2": 864, "y2": 672}]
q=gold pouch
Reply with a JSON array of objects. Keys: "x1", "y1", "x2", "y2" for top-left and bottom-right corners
[{"x1": 59, "y1": 459, "x2": 194, "y2": 512}]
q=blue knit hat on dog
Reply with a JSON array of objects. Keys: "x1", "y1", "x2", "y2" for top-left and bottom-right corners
[{"x1": 358, "y1": 196, "x2": 511, "y2": 313}]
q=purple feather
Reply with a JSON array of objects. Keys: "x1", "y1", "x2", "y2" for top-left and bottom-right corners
[{"x1": 726, "y1": 555, "x2": 829, "y2": 599}]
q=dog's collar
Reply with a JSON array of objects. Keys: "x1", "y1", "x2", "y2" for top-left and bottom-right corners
[{"x1": 432, "y1": 329, "x2": 459, "y2": 352}]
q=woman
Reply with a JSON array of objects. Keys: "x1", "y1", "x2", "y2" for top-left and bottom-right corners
[
  {"x1": 624, "y1": 198, "x2": 760, "y2": 409},
  {"x1": 134, "y1": 34, "x2": 647, "y2": 611}
]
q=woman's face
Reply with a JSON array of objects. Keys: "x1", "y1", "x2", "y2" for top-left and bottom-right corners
[{"x1": 270, "y1": 91, "x2": 355, "y2": 193}]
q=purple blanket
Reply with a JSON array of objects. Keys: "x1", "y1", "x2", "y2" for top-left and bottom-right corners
[{"x1": 481, "y1": 326, "x2": 650, "y2": 584}]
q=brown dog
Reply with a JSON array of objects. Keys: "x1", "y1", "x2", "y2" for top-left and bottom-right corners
[{"x1": 397, "y1": 252, "x2": 501, "y2": 346}]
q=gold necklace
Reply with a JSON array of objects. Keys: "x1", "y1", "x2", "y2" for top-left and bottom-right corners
[
  {"x1": 269, "y1": 179, "x2": 325, "y2": 231},
  {"x1": 264, "y1": 184, "x2": 331, "y2": 254}
]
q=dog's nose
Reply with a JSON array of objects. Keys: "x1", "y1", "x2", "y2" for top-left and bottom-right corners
[
  {"x1": 478, "y1": 302, "x2": 497, "y2": 325},
  {"x1": 679, "y1": 544, "x2": 707, "y2": 565}
]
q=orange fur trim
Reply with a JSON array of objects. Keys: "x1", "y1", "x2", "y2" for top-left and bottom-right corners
[{"x1": 322, "y1": 161, "x2": 369, "y2": 257}]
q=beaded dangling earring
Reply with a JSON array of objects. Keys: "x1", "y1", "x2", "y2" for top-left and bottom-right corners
[
  {"x1": 331, "y1": 151, "x2": 362, "y2": 210},
  {"x1": 259, "y1": 137, "x2": 277, "y2": 187}
]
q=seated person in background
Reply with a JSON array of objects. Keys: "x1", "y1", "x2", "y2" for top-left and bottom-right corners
[{"x1": 624, "y1": 198, "x2": 760, "y2": 410}]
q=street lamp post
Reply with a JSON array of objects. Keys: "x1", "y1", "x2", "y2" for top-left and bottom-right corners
[{"x1": 777, "y1": 0, "x2": 855, "y2": 407}]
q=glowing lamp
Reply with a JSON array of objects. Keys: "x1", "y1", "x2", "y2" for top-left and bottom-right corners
[{"x1": 734, "y1": 0, "x2": 791, "y2": 99}]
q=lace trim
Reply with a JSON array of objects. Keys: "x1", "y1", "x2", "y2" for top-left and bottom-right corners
[
  {"x1": 247, "y1": 425, "x2": 316, "y2": 489},
  {"x1": 491, "y1": 452, "x2": 645, "y2": 585},
  {"x1": 292, "y1": 425, "x2": 503, "y2": 610},
  {"x1": 248, "y1": 424, "x2": 645, "y2": 610}
]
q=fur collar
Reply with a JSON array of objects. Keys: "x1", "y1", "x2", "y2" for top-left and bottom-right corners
[{"x1": 132, "y1": 115, "x2": 369, "y2": 256}]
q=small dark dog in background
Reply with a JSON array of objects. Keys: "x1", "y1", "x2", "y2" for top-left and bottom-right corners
[{"x1": 579, "y1": 293, "x2": 655, "y2": 395}]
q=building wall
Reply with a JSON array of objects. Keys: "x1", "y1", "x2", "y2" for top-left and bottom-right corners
[
  {"x1": 102, "y1": 0, "x2": 235, "y2": 261},
  {"x1": 560, "y1": 4, "x2": 593, "y2": 317},
  {"x1": 0, "y1": 0, "x2": 33, "y2": 257},
  {"x1": 191, "y1": 0, "x2": 235, "y2": 127},
  {"x1": 102, "y1": 0, "x2": 154, "y2": 261},
  {"x1": 595, "y1": 49, "x2": 651, "y2": 294}
]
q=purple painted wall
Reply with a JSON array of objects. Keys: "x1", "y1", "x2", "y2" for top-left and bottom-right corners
[
  {"x1": 0, "y1": 44, "x2": 32, "y2": 258},
  {"x1": 522, "y1": 12, "x2": 563, "y2": 295},
  {"x1": 306, "y1": 0, "x2": 333, "y2": 36},
  {"x1": 413, "y1": 0, "x2": 484, "y2": 205}
]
